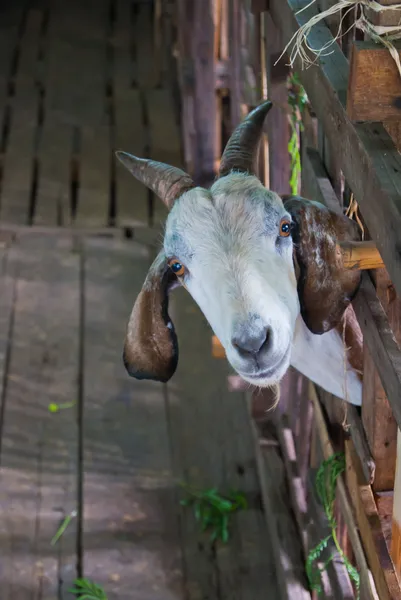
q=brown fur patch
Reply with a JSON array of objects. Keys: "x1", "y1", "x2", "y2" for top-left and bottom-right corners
[{"x1": 284, "y1": 196, "x2": 361, "y2": 334}]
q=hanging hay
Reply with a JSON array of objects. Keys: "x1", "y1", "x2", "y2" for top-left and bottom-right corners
[{"x1": 276, "y1": 0, "x2": 401, "y2": 79}]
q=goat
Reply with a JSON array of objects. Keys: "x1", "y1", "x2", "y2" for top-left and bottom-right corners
[{"x1": 116, "y1": 100, "x2": 363, "y2": 405}]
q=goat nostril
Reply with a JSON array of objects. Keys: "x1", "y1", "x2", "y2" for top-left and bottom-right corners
[
  {"x1": 261, "y1": 327, "x2": 272, "y2": 352},
  {"x1": 232, "y1": 326, "x2": 271, "y2": 356}
]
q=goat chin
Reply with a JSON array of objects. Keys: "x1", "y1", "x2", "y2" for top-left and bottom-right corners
[{"x1": 290, "y1": 316, "x2": 362, "y2": 406}]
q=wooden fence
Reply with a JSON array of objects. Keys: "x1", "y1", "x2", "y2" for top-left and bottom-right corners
[{"x1": 175, "y1": 0, "x2": 401, "y2": 597}]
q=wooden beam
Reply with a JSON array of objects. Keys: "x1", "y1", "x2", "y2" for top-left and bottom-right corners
[
  {"x1": 251, "y1": 0, "x2": 270, "y2": 13},
  {"x1": 212, "y1": 334, "x2": 226, "y2": 358},
  {"x1": 268, "y1": 0, "x2": 401, "y2": 304},
  {"x1": 345, "y1": 440, "x2": 401, "y2": 599},
  {"x1": 347, "y1": 41, "x2": 401, "y2": 122},
  {"x1": 264, "y1": 13, "x2": 291, "y2": 195},
  {"x1": 300, "y1": 142, "x2": 401, "y2": 440},
  {"x1": 276, "y1": 411, "x2": 357, "y2": 597},
  {"x1": 255, "y1": 424, "x2": 311, "y2": 599},
  {"x1": 340, "y1": 241, "x2": 384, "y2": 271},
  {"x1": 392, "y1": 433, "x2": 401, "y2": 577},
  {"x1": 309, "y1": 384, "x2": 380, "y2": 599},
  {"x1": 346, "y1": 404, "x2": 376, "y2": 485}
]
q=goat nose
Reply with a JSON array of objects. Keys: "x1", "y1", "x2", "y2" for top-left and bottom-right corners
[{"x1": 232, "y1": 326, "x2": 271, "y2": 356}]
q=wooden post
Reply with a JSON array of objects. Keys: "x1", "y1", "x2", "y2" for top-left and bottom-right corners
[
  {"x1": 176, "y1": 0, "x2": 217, "y2": 184},
  {"x1": 263, "y1": 12, "x2": 291, "y2": 194},
  {"x1": 392, "y1": 433, "x2": 401, "y2": 576}
]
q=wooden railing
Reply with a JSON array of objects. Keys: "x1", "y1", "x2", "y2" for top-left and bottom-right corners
[{"x1": 175, "y1": 0, "x2": 401, "y2": 597}]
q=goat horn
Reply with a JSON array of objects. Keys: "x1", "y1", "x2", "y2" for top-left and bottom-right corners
[
  {"x1": 218, "y1": 100, "x2": 273, "y2": 178},
  {"x1": 115, "y1": 151, "x2": 195, "y2": 209}
]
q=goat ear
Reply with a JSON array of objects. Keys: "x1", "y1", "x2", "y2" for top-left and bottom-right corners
[
  {"x1": 123, "y1": 251, "x2": 178, "y2": 382},
  {"x1": 283, "y1": 195, "x2": 362, "y2": 334}
]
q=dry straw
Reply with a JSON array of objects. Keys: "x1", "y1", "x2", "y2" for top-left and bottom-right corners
[{"x1": 276, "y1": 0, "x2": 401, "y2": 78}]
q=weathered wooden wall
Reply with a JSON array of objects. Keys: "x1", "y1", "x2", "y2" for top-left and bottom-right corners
[{"x1": 180, "y1": 0, "x2": 401, "y2": 595}]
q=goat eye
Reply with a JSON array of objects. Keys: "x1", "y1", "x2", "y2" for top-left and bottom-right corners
[
  {"x1": 279, "y1": 218, "x2": 291, "y2": 237},
  {"x1": 168, "y1": 258, "x2": 186, "y2": 277}
]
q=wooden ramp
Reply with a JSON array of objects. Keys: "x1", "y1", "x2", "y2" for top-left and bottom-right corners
[
  {"x1": 0, "y1": 0, "x2": 174, "y2": 229},
  {"x1": 0, "y1": 229, "x2": 280, "y2": 599},
  {"x1": 0, "y1": 0, "x2": 290, "y2": 597}
]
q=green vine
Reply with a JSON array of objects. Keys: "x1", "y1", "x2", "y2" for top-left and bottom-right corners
[
  {"x1": 288, "y1": 72, "x2": 308, "y2": 195},
  {"x1": 306, "y1": 453, "x2": 360, "y2": 597},
  {"x1": 69, "y1": 578, "x2": 108, "y2": 600},
  {"x1": 180, "y1": 484, "x2": 248, "y2": 544}
]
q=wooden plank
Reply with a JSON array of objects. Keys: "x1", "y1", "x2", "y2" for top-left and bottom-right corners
[
  {"x1": 0, "y1": 234, "x2": 80, "y2": 598},
  {"x1": 376, "y1": 492, "x2": 394, "y2": 551},
  {"x1": 301, "y1": 147, "x2": 342, "y2": 214},
  {"x1": 187, "y1": 0, "x2": 217, "y2": 184},
  {"x1": 264, "y1": 13, "x2": 291, "y2": 194},
  {"x1": 345, "y1": 440, "x2": 401, "y2": 599},
  {"x1": 0, "y1": 1, "x2": 25, "y2": 138},
  {"x1": 392, "y1": 433, "x2": 401, "y2": 576},
  {"x1": 82, "y1": 236, "x2": 184, "y2": 598},
  {"x1": 307, "y1": 470, "x2": 355, "y2": 599},
  {"x1": 146, "y1": 89, "x2": 183, "y2": 224},
  {"x1": 75, "y1": 125, "x2": 110, "y2": 227},
  {"x1": 229, "y1": 0, "x2": 242, "y2": 130},
  {"x1": 275, "y1": 412, "x2": 355, "y2": 598},
  {"x1": 0, "y1": 2, "x2": 25, "y2": 80},
  {"x1": 43, "y1": 0, "x2": 108, "y2": 127},
  {"x1": 347, "y1": 42, "x2": 401, "y2": 122},
  {"x1": 255, "y1": 427, "x2": 311, "y2": 600},
  {"x1": 34, "y1": 117, "x2": 73, "y2": 226},
  {"x1": 362, "y1": 340, "x2": 398, "y2": 492},
  {"x1": 112, "y1": 0, "x2": 134, "y2": 92},
  {"x1": 134, "y1": 1, "x2": 157, "y2": 89},
  {"x1": 297, "y1": 140, "x2": 401, "y2": 438},
  {"x1": 166, "y1": 286, "x2": 280, "y2": 598},
  {"x1": 268, "y1": 0, "x2": 401, "y2": 304},
  {"x1": 114, "y1": 89, "x2": 149, "y2": 227},
  {"x1": 0, "y1": 9, "x2": 42, "y2": 224},
  {"x1": 346, "y1": 404, "x2": 376, "y2": 485},
  {"x1": 353, "y1": 274, "x2": 401, "y2": 446},
  {"x1": 310, "y1": 384, "x2": 381, "y2": 599}
]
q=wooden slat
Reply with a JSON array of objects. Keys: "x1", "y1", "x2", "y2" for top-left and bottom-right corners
[
  {"x1": 255, "y1": 427, "x2": 311, "y2": 600},
  {"x1": 353, "y1": 275, "x2": 401, "y2": 435},
  {"x1": 0, "y1": 9, "x2": 42, "y2": 224},
  {"x1": 82, "y1": 236, "x2": 183, "y2": 597},
  {"x1": 392, "y1": 433, "x2": 401, "y2": 575},
  {"x1": 347, "y1": 42, "x2": 401, "y2": 122},
  {"x1": 146, "y1": 89, "x2": 182, "y2": 224},
  {"x1": 299, "y1": 141, "x2": 401, "y2": 436},
  {"x1": 309, "y1": 385, "x2": 380, "y2": 599},
  {"x1": 264, "y1": 13, "x2": 291, "y2": 194},
  {"x1": 377, "y1": 492, "x2": 394, "y2": 551},
  {"x1": 43, "y1": 0, "x2": 108, "y2": 127},
  {"x1": 0, "y1": 2, "x2": 25, "y2": 82},
  {"x1": 307, "y1": 470, "x2": 355, "y2": 599},
  {"x1": 346, "y1": 404, "x2": 376, "y2": 485},
  {"x1": 34, "y1": 118, "x2": 73, "y2": 226},
  {"x1": 301, "y1": 147, "x2": 342, "y2": 214},
  {"x1": 0, "y1": 234, "x2": 80, "y2": 598},
  {"x1": 268, "y1": 0, "x2": 401, "y2": 304},
  {"x1": 275, "y1": 412, "x2": 355, "y2": 598},
  {"x1": 345, "y1": 440, "x2": 401, "y2": 599},
  {"x1": 167, "y1": 286, "x2": 280, "y2": 598},
  {"x1": 75, "y1": 125, "x2": 110, "y2": 227},
  {"x1": 112, "y1": 0, "x2": 134, "y2": 92},
  {"x1": 114, "y1": 89, "x2": 149, "y2": 227},
  {"x1": 134, "y1": 1, "x2": 157, "y2": 89}
]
